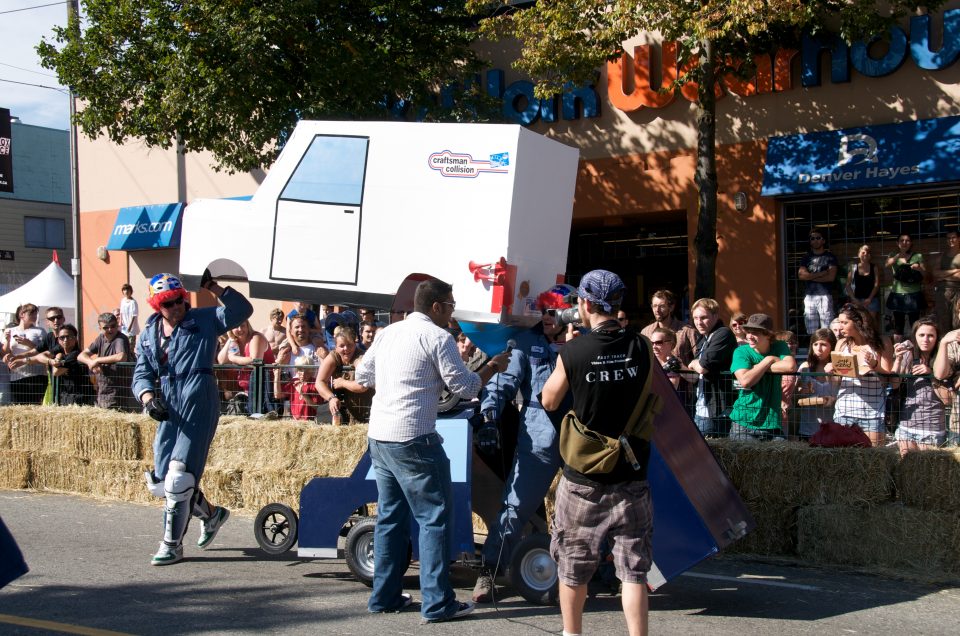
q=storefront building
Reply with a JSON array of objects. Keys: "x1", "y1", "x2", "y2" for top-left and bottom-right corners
[{"x1": 74, "y1": 5, "x2": 960, "y2": 336}]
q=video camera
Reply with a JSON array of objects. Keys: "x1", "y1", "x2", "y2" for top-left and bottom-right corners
[{"x1": 544, "y1": 290, "x2": 581, "y2": 327}]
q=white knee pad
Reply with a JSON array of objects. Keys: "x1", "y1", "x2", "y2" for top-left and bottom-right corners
[
  {"x1": 144, "y1": 471, "x2": 165, "y2": 498},
  {"x1": 164, "y1": 460, "x2": 196, "y2": 503}
]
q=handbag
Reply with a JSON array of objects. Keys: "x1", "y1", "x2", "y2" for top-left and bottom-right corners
[
  {"x1": 808, "y1": 421, "x2": 871, "y2": 448},
  {"x1": 559, "y1": 336, "x2": 662, "y2": 474}
]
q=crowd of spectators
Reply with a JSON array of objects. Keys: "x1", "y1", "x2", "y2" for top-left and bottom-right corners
[{"x1": 4, "y1": 271, "x2": 960, "y2": 454}]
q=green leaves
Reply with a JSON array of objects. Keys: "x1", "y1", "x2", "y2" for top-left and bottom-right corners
[{"x1": 39, "y1": 0, "x2": 486, "y2": 172}]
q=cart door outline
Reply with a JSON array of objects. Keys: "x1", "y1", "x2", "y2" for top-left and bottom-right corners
[{"x1": 269, "y1": 134, "x2": 370, "y2": 285}]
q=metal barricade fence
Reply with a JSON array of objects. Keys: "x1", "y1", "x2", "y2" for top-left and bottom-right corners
[
  {"x1": 9, "y1": 361, "x2": 954, "y2": 444},
  {"x1": 679, "y1": 369, "x2": 957, "y2": 444}
]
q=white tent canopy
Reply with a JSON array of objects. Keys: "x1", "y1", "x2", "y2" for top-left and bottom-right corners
[{"x1": 0, "y1": 261, "x2": 76, "y2": 320}]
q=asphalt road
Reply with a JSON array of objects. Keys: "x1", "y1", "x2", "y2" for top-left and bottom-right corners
[{"x1": 1, "y1": 490, "x2": 958, "y2": 635}]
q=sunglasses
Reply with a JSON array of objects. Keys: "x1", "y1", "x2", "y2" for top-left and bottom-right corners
[
  {"x1": 47, "y1": 315, "x2": 64, "y2": 321},
  {"x1": 160, "y1": 297, "x2": 185, "y2": 309},
  {"x1": 650, "y1": 340, "x2": 672, "y2": 345},
  {"x1": 57, "y1": 334, "x2": 76, "y2": 340},
  {"x1": 809, "y1": 236, "x2": 824, "y2": 241}
]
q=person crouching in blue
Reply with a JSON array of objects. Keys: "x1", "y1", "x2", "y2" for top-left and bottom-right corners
[
  {"x1": 134, "y1": 271, "x2": 253, "y2": 566},
  {"x1": 472, "y1": 284, "x2": 574, "y2": 602}
]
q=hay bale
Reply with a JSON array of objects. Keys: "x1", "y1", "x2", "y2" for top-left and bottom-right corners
[
  {"x1": 7, "y1": 406, "x2": 68, "y2": 453},
  {"x1": 294, "y1": 425, "x2": 369, "y2": 474},
  {"x1": 207, "y1": 420, "x2": 306, "y2": 471},
  {"x1": 240, "y1": 468, "x2": 316, "y2": 512},
  {"x1": 724, "y1": 503, "x2": 797, "y2": 556},
  {"x1": 138, "y1": 418, "x2": 158, "y2": 463},
  {"x1": 65, "y1": 409, "x2": 141, "y2": 460},
  {"x1": 30, "y1": 452, "x2": 91, "y2": 493},
  {"x1": 201, "y1": 468, "x2": 243, "y2": 509},
  {"x1": 0, "y1": 450, "x2": 31, "y2": 489},
  {"x1": 0, "y1": 418, "x2": 12, "y2": 449},
  {"x1": 710, "y1": 439, "x2": 897, "y2": 506},
  {"x1": 895, "y1": 449, "x2": 960, "y2": 512},
  {"x1": 90, "y1": 459, "x2": 155, "y2": 504},
  {"x1": 797, "y1": 504, "x2": 960, "y2": 576}
]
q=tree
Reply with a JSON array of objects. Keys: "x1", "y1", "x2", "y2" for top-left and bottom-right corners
[
  {"x1": 469, "y1": 0, "x2": 944, "y2": 299},
  {"x1": 38, "y1": 0, "x2": 489, "y2": 172}
]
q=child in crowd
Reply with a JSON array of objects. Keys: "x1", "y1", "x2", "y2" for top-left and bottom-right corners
[
  {"x1": 119, "y1": 283, "x2": 140, "y2": 348},
  {"x1": 892, "y1": 318, "x2": 950, "y2": 456},
  {"x1": 274, "y1": 355, "x2": 321, "y2": 421},
  {"x1": 796, "y1": 328, "x2": 837, "y2": 439},
  {"x1": 78, "y1": 312, "x2": 132, "y2": 410}
]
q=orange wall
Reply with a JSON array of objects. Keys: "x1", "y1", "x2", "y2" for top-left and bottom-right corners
[
  {"x1": 574, "y1": 139, "x2": 782, "y2": 326},
  {"x1": 78, "y1": 209, "x2": 129, "y2": 342}
]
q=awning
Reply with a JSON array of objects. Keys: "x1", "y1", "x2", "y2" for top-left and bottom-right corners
[
  {"x1": 106, "y1": 202, "x2": 184, "y2": 250},
  {"x1": 761, "y1": 115, "x2": 960, "y2": 197}
]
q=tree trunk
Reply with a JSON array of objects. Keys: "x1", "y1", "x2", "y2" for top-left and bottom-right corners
[{"x1": 693, "y1": 37, "x2": 719, "y2": 301}]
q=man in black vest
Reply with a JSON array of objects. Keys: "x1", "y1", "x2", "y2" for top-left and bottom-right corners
[{"x1": 541, "y1": 269, "x2": 653, "y2": 636}]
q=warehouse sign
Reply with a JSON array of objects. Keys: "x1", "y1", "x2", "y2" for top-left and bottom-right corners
[
  {"x1": 0, "y1": 107, "x2": 12, "y2": 193},
  {"x1": 761, "y1": 115, "x2": 960, "y2": 196}
]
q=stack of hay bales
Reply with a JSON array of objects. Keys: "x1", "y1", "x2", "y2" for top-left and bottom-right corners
[
  {"x1": 0, "y1": 406, "x2": 367, "y2": 513},
  {"x1": 710, "y1": 439, "x2": 960, "y2": 580}
]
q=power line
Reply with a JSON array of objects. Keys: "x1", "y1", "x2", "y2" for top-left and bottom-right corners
[
  {"x1": 0, "y1": 62, "x2": 59, "y2": 79},
  {"x1": 0, "y1": 77, "x2": 68, "y2": 93},
  {"x1": 0, "y1": 1, "x2": 69, "y2": 16}
]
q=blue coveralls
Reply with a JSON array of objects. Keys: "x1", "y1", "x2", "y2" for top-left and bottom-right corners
[
  {"x1": 480, "y1": 323, "x2": 570, "y2": 571},
  {"x1": 132, "y1": 287, "x2": 252, "y2": 482}
]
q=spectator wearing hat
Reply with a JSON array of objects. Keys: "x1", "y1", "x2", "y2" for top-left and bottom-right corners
[
  {"x1": 472, "y1": 283, "x2": 574, "y2": 604},
  {"x1": 540, "y1": 269, "x2": 655, "y2": 636},
  {"x1": 798, "y1": 231, "x2": 839, "y2": 335},
  {"x1": 728, "y1": 314, "x2": 797, "y2": 440},
  {"x1": 639, "y1": 289, "x2": 697, "y2": 366}
]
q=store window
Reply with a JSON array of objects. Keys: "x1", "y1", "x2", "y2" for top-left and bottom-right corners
[
  {"x1": 783, "y1": 189, "x2": 960, "y2": 336},
  {"x1": 24, "y1": 216, "x2": 66, "y2": 249}
]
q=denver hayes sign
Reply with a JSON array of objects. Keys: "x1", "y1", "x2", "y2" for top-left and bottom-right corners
[{"x1": 480, "y1": 9, "x2": 959, "y2": 125}]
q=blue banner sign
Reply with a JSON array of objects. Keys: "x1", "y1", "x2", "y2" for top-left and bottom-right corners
[
  {"x1": 761, "y1": 115, "x2": 960, "y2": 196},
  {"x1": 106, "y1": 202, "x2": 183, "y2": 250}
]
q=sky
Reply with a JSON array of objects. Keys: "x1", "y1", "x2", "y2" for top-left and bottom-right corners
[{"x1": 0, "y1": 1, "x2": 72, "y2": 130}]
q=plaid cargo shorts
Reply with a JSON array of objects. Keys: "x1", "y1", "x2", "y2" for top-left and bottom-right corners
[{"x1": 549, "y1": 476, "x2": 653, "y2": 586}]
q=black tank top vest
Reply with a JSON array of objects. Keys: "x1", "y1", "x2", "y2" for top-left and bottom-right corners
[{"x1": 853, "y1": 264, "x2": 875, "y2": 300}]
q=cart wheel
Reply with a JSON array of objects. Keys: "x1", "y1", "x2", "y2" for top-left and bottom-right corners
[
  {"x1": 344, "y1": 517, "x2": 411, "y2": 587},
  {"x1": 254, "y1": 503, "x2": 298, "y2": 555},
  {"x1": 345, "y1": 517, "x2": 378, "y2": 586},
  {"x1": 509, "y1": 533, "x2": 558, "y2": 605}
]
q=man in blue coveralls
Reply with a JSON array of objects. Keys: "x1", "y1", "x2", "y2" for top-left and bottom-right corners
[
  {"x1": 472, "y1": 284, "x2": 574, "y2": 602},
  {"x1": 133, "y1": 271, "x2": 253, "y2": 566}
]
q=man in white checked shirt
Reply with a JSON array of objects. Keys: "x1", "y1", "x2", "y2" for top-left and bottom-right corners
[{"x1": 355, "y1": 278, "x2": 510, "y2": 623}]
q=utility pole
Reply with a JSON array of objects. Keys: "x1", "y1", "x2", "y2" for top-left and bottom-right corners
[{"x1": 67, "y1": 0, "x2": 83, "y2": 340}]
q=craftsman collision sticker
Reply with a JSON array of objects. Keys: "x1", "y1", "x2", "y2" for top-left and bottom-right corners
[{"x1": 427, "y1": 150, "x2": 509, "y2": 178}]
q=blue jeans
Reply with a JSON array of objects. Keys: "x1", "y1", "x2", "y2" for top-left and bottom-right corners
[
  {"x1": 368, "y1": 433, "x2": 458, "y2": 620},
  {"x1": 481, "y1": 421, "x2": 560, "y2": 572}
]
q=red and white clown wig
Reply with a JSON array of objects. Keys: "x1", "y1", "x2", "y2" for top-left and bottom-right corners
[
  {"x1": 536, "y1": 283, "x2": 575, "y2": 312},
  {"x1": 147, "y1": 273, "x2": 189, "y2": 312}
]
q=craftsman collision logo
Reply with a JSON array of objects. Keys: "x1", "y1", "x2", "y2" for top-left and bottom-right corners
[
  {"x1": 428, "y1": 150, "x2": 509, "y2": 178},
  {"x1": 112, "y1": 220, "x2": 174, "y2": 236}
]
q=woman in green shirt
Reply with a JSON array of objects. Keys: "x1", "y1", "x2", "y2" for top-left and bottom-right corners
[{"x1": 885, "y1": 233, "x2": 926, "y2": 341}]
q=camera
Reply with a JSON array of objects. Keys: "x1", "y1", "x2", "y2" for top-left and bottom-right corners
[
  {"x1": 661, "y1": 356, "x2": 681, "y2": 373},
  {"x1": 545, "y1": 307, "x2": 581, "y2": 328}
]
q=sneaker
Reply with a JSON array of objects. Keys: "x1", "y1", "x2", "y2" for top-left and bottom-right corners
[
  {"x1": 151, "y1": 542, "x2": 183, "y2": 566},
  {"x1": 423, "y1": 601, "x2": 475, "y2": 623},
  {"x1": 472, "y1": 571, "x2": 494, "y2": 603},
  {"x1": 197, "y1": 506, "x2": 230, "y2": 550},
  {"x1": 369, "y1": 592, "x2": 414, "y2": 614}
]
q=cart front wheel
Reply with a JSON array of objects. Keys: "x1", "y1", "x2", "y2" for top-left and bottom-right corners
[
  {"x1": 254, "y1": 503, "x2": 298, "y2": 555},
  {"x1": 345, "y1": 517, "x2": 378, "y2": 586},
  {"x1": 509, "y1": 533, "x2": 558, "y2": 605}
]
